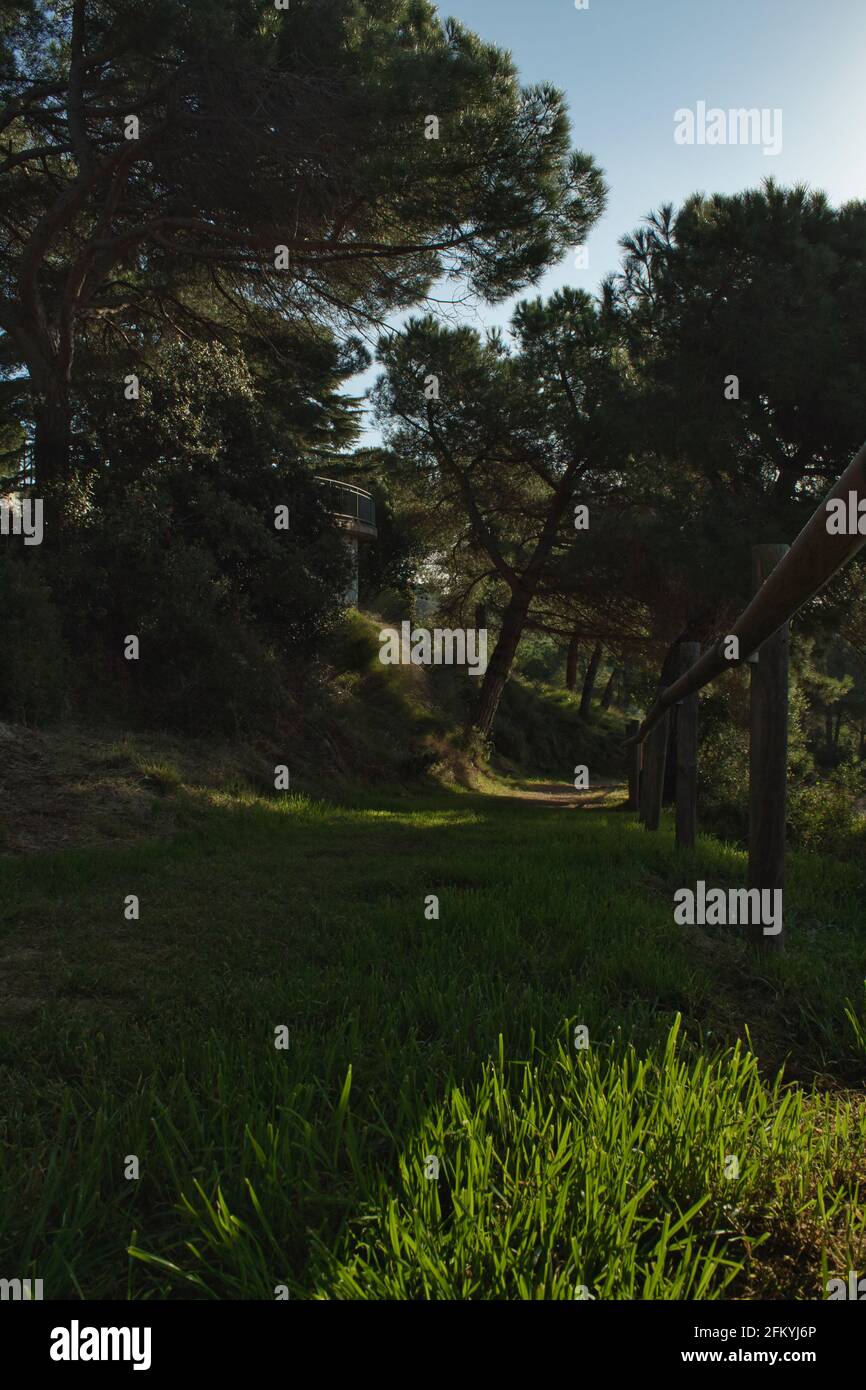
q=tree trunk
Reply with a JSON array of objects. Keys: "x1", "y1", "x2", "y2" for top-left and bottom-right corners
[
  {"x1": 657, "y1": 638, "x2": 686, "y2": 804},
  {"x1": 466, "y1": 456, "x2": 583, "y2": 739},
  {"x1": 620, "y1": 667, "x2": 633, "y2": 709},
  {"x1": 674, "y1": 642, "x2": 700, "y2": 849},
  {"x1": 565, "y1": 629, "x2": 581, "y2": 691},
  {"x1": 601, "y1": 666, "x2": 619, "y2": 710},
  {"x1": 579, "y1": 641, "x2": 602, "y2": 718},
  {"x1": 469, "y1": 587, "x2": 532, "y2": 738},
  {"x1": 33, "y1": 389, "x2": 72, "y2": 496}
]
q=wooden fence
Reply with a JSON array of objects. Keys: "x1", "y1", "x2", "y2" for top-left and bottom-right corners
[{"x1": 627, "y1": 439, "x2": 866, "y2": 949}]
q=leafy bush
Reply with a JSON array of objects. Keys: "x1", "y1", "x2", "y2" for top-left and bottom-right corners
[
  {"x1": 6, "y1": 342, "x2": 352, "y2": 735},
  {"x1": 697, "y1": 676, "x2": 861, "y2": 853},
  {"x1": 788, "y1": 780, "x2": 859, "y2": 856},
  {"x1": 696, "y1": 701, "x2": 749, "y2": 843}
]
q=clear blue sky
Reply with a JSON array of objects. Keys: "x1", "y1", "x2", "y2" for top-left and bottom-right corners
[{"x1": 349, "y1": 0, "x2": 866, "y2": 443}]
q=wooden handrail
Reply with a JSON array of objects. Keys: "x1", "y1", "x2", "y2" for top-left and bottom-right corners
[{"x1": 628, "y1": 439, "x2": 866, "y2": 745}]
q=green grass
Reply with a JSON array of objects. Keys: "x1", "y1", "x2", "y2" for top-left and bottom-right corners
[{"x1": 1, "y1": 783, "x2": 864, "y2": 1300}]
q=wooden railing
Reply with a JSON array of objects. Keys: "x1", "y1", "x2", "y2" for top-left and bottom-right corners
[{"x1": 627, "y1": 438, "x2": 866, "y2": 950}]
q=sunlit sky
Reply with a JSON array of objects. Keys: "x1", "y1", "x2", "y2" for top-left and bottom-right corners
[{"x1": 348, "y1": 0, "x2": 866, "y2": 442}]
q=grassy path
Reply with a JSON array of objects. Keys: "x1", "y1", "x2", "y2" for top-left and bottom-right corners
[{"x1": 1, "y1": 780, "x2": 864, "y2": 1298}]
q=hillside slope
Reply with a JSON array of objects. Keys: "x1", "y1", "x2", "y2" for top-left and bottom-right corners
[{"x1": 0, "y1": 609, "x2": 625, "y2": 855}]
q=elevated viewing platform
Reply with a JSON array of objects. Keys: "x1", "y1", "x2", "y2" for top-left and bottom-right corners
[
  {"x1": 315, "y1": 477, "x2": 377, "y2": 605},
  {"x1": 314, "y1": 477, "x2": 377, "y2": 542}
]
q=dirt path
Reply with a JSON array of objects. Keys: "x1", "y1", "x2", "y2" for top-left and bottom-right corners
[{"x1": 495, "y1": 778, "x2": 627, "y2": 810}]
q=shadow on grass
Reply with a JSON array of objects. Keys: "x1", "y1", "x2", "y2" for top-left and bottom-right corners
[{"x1": 0, "y1": 782, "x2": 864, "y2": 1298}]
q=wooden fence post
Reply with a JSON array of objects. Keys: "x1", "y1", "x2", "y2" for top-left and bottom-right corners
[
  {"x1": 748, "y1": 544, "x2": 790, "y2": 951},
  {"x1": 639, "y1": 735, "x2": 649, "y2": 823},
  {"x1": 643, "y1": 709, "x2": 670, "y2": 831},
  {"x1": 675, "y1": 642, "x2": 700, "y2": 850},
  {"x1": 627, "y1": 719, "x2": 640, "y2": 811}
]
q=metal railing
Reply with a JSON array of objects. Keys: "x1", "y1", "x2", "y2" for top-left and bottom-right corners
[{"x1": 314, "y1": 477, "x2": 376, "y2": 527}]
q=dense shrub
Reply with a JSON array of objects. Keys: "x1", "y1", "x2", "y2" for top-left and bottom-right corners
[
  {"x1": 0, "y1": 551, "x2": 69, "y2": 723},
  {"x1": 697, "y1": 676, "x2": 862, "y2": 854},
  {"x1": 1, "y1": 343, "x2": 352, "y2": 735}
]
